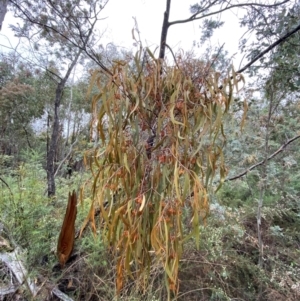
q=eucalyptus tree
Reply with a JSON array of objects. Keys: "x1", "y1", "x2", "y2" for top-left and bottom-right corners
[{"x1": 7, "y1": 0, "x2": 110, "y2": 196}]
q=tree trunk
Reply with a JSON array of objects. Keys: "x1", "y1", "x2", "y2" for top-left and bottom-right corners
[
  {"x1": 0, "y1": 0, "x2": 8, "y2": 31},
  {"x1": 46, "y1": 50, "x2": 82, "y2": 197},
  {"x1": 159, "y1": 0, "x2": 171, "y2": 60}
]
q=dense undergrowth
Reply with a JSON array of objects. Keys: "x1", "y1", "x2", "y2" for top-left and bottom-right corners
[{"x1": 1, "y1": 156, "x2": 299, "y2": 301}]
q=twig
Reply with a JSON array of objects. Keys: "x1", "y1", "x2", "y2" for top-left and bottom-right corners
[
  {"x1": 52, "y1": 287, "x2": 74, "y2": 301},
  {"x1": 0, "y1": 176, "x2": 13, "y2": 197},
  {"x1": 54, "y1": 138, "x2": 78, "y2": 178},
  {"x1": 165, "y1": 43, "x2": 179, "y2": 69},
  {"x1": 173, "y1": 287, "x2": 212, "y2": 300},
  {"x1": 209, "y1": 43, "x2": 225, "y2": 70}
]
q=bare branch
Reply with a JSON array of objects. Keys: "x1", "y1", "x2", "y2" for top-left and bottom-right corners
[
  {"x1": 214, "y1": 21, "x2": 300, "y2": 89},
  {"x1": 237, "y1": 22, "x2": 300, "y2": 74},
  {"x1": 227, "y1": 134, "x2": 300, "y2": 181},
  {"x1": 169, "y1": 0, "x2": 290, "y2": 27},
  {"x1": 208, "y1": 43, "x2": 225, "y2": 69}
]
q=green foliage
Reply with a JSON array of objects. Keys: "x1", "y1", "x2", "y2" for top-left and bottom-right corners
[
  {"x1": 241, "y1": 0, "x2": 300, "y2": 90},
  {"x1": 9, "y1": 0, "x2": 108, "y2": 73},
  {"x1": 80, "y1": 234, "x2": 107, "y2": 266},
  {"x1": 2, "y1": 154, "x2": 298, "y2": 301},
  {"x1": 198, "y1": 19, "x2": 224, "y2": 44},
  {"x1": 0, "y1": 154, "x2": 85, "y2": 265},
  {"x1": 177, "y1": 202, "x2": 300, "y2": 301},
  {"x1": 217, "y1": 180, "x2": 252, "y2": 207},
  {"x1": 1, "y1": 1, "x2": 299, "y2": 299},
  {"x1": 0, "y1": 53, "x2": 50, "y2": 160},
  {"x1": 0, "y1": 160, "x2": 53, "y2": 262}
]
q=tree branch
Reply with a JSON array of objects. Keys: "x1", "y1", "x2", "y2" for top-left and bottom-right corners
[
  {"x1": 215, "y1": 21, "x2": 300, "y2": 90},
  {"x1": 227, "y1": 134, "x2": 300, "y2": 181},
  {"x1": 8, "y1": 0, "x2": 113, "y2": 75},
  {"x1": 169, "y1": 0, "x2": 290, "y2": 27},
  {"x1": 237, "y1": 22, "x2": 300, "y2": 74},
  {"x1": 54, "y1": 137, "x2": 78, "y2": 178}
]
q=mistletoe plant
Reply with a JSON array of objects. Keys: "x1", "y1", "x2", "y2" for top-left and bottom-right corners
[{"x1": 81, "y1": 48, "x2": 242, "y2": 298}]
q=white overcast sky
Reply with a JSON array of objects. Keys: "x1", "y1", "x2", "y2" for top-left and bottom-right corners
[
  {"x1": 0, "y1": 0, "x2": 247, "y2": 68},
  {"x1": 102, "y1": 0, "x2": 245, "y2": 65}
]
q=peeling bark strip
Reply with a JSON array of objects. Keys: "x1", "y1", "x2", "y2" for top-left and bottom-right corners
[{"x1": 57, "y1": 190, "x2": 77, "y2": 267}]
